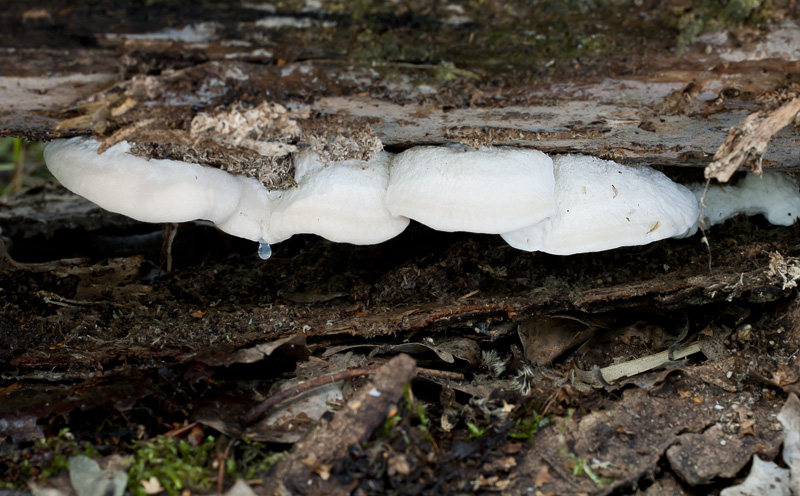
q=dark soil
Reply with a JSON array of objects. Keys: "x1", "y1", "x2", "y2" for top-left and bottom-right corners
[{"x1": 1, "y1": 181, "x2": 799, "y2": 495}]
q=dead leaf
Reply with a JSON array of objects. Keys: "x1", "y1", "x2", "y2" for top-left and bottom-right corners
[
  {"x1": 777, "y1": 393, "x2": 800, "y2": 495},
  {"x1": 223, "y1": 480, "x2": 257, "y2": 496},
  {"x1": 720, "y1": 456, "x2": 790, "y2": 496},
  {"x1": 495, "y1": 479, "x2": 512, "y2": 490},
  {"x1": 667, "y1": 423, "x2": 782, "y2": 485},
  {"x1": 387, "y1": 454, "x2": 411, "y2": 476},
  {"x1": 140, "y1": 477, "x2": 163, "y2": 495},
  {"x1": 534, "y1": 466, "x2": 554, "y2": 487},
  {"x1": 314, "y1": 464, "x2": 332, "y2": 480},
  {"x1": 279, "y1": 291, "x2": 347, "y2": 303},
  {"x1": 518, "y1": 316, "x2": 596, "y2": 366},
  {"x1": 184, "y1": 334, "x2": 309, "y2": 367},
  {"x1": 738, "y1": 419, "x2": 756, "y2": 437}
]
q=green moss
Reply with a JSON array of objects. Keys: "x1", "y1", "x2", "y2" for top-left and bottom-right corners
[
  {"x1": 127, "y1": 435, "x2": 283, "y2": 496},
  {"x1": 244, "y1": 0, "x2": 795, "y2": 86},
  {"x1": 0, "y1": 429, "x2": 283, "y2": 495},
  {"x1": 0, "y1": 429, "x2": 100, "y2": 489},
  {"x1": 668, "y1": 0, "x2": 777, "y2": 56},
  {"x1": 509, "y1": 411, "x2": 551, "y2": 442},
  {"x1": 128, "y1": 436, "x2": 216, "y2": 496},
  {"x1": 274, "y1": 0, "x2": 637, "y2": 84}
]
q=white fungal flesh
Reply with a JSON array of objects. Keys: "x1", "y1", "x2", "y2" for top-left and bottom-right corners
[
  {"x1": 267, "y1": 151, "x2": 409, "y2": 245},
  {"x1": 385, "y1": 145, "x2": 556, "y2": 233},
  {"x1": 44, "y1": 137, "x2": 271, "y2": 242},
  {"x1": 501, "y1": 155, "x2": 700, "y2": 255},
  {"x1": 690, "y1": 172, "x2": 800, "y2": 227},
  {"x1": 45, "y1": 138, "x2": 796, "y2": 257}
]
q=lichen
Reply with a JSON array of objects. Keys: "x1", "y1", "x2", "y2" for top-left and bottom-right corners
[{"x1": 666, "y1": 0, "x2": 778, "y2": 56}]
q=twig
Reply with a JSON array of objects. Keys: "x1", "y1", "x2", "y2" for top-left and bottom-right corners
[
  {"x1": 243, "y1": 364, "x2": 463, "y2": 424},
  {"x1": 217, "y1": 437, "x2": 235, "y2": 495},
  {"x1": 697, "y1": 178, "x2": 714, "y2": 273},
  {"x1": 243, "y1": 365, "x2": 381, "y2": 424},
  {"x1": 705, "y1": 98, "x2": 800, "y2": 182},
  {"x1": 416, "y1": 367, "x2": 464, "y2": 382},
  {"x1": 161, "y1": 223, "x2": 178, "y2": 273},
  {"x1": 667, "y1": 317, "x2": 691, "y2": 361},
  {"x1": 591, "y1": 365, "x2": 613, "y2": 391},
  {"x1": 36, "y1": 290, "x2": 119, "y2": 308},
  {"x1": 263, "y1": 355, "x2": 416, "y2": 494},
  {"x1": 541, "y1": 454, "x2": 580, "y2": 488},
  {"x1": 163, "y1": 422, "x2": 200, "y2": 438}
]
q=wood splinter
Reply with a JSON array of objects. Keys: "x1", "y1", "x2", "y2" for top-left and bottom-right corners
[{"x1": 705, "y1": 98, "x2": 800, "y2": 183}]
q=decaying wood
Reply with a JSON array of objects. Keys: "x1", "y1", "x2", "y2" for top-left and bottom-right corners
[
  {"x1": 705, "y1": 98, "x2": 800, "y2": 182},
  {"x1": 263, "y1": 354, "x2": 416, "y2": 495},
  {"x1": 243, "y1": 364, "x2": 381, "y2": 424},
  {"x1": 3, "y1": 1, "x2": 800, "y2": 175}
]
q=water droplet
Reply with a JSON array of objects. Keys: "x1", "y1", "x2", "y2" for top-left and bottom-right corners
[{"x1": 257, "y1": 242, "x2": 272, "y2": 260}]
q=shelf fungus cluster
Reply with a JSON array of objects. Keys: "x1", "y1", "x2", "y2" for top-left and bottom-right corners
[{"x1": 44, "y1": 137, "x2": 800, "y2": 258}]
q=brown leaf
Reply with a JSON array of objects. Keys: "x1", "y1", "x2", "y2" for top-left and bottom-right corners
[
  {"x1": 518, "y1": 316, "x2": 595, "y2": 366},
  {"x1": 534, "y1": 466, "x2": 554, "y2": 487},
  {"x1": 739, "y1": 419, "x2": 757, "y2": 437}
]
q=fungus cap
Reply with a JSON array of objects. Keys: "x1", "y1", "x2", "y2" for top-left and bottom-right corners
[
  {"x1": 691, "y1": 172, "x2": 800, "y2": 227},
  {"x1": 267, "y1": 151, "x2": 410, "y2": 245},
  {"x1": 44, "y1": 137, "x2": 271, "y2": 242},
  {"x1": 385, "y1": 145, "x2": 557, "y2": 233},
  {"x1": 501, "y1": 155, "x2": 699, "y2": 255}
]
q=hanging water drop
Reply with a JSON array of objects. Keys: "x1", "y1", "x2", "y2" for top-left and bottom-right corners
[{"x1": 257, "y1": 241, "x2": 272, "y2": 260}]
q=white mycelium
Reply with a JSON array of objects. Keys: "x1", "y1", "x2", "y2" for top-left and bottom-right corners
[
  {"x1": 267, "y1": 151, "x2": 409, "y2": 245},
  {"x1": 385, "y1": 145, "x2": 556, "y2": 233},
  {"x1": 501, "y1": 155, "x2": 700, "y2": 255},
  {"x1": 690, "y1": 172, "x2": 800, "y2": 227}
]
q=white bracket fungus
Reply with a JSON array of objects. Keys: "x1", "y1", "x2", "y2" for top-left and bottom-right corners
[
  {"x1": 44, "y1": 137, "x2": 272, "y2": 243},
  {"x1": 51, "y1": 138, "x2": 777, "y2": 258},
  {"x1": 691, "y1": 172, "x2": 800, "y2": 228},
  {"x1": 267, "y1": 151, "x2": 409, "y2": 245},
  {"x1": 501, "y1": 155, "x2": 700, "y2": 255},
  {"x1": 385, "y1": 145, "x2": 556, "y2": 234},
  {"x1": 44, "y1": 137, "x2": 409, "y2": 254}
]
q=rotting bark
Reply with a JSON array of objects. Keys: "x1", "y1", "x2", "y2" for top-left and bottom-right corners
[
  {"x1": 263, "y1": 354, "x2": 416, "y2": 496},
  {"x1": 3, "y1": 0, "x2": 800, "y2": 176}
]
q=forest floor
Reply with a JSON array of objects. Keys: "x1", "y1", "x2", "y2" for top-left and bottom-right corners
[
  {"x1": 1, "y1": 168, "x2": 800, "y2": 495},
  {"x1": 2, "y1": 1, "x2": 800, "y2": 494}
]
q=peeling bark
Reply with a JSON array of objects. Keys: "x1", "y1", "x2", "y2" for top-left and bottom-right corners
[{"x1": 2, "y1": 1, "x2": 800, "y2": 176}]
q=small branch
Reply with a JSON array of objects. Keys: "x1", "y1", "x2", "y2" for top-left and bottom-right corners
[
  {"x1": 705, "y1": 98, "x2": 800, "y2": 183},
  {"x1": 243, "y1": 364, "x2": 463, "y2": 424},
  {"x1": 416, "y1": 367, "x2": 465, "y2": 382},
  {"x1": 161, "y1": 223, "x2": 178, "y2": 273},
  {"x1": 263, "y1": 354, "x2": 416, "y2": 494},
  {"x1": 36, "y1": 290, "x2": 119, "y2": 308},
  {"x1": 243, "y1": 365, "x2": 381, "y2": 424},
  {"x1": 217, "y1": 437, "x2": 235, "y2": 495}
]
